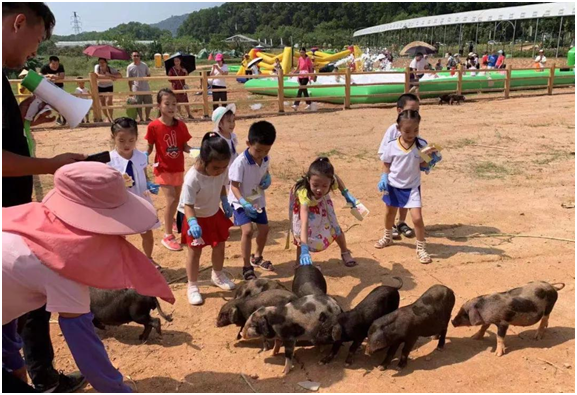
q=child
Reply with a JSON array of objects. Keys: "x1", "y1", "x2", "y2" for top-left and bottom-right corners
[
  {"x1": 228, "y1": 121, "x2": 276, "y2": 280},
  {"x1": 107, "y1": 117, "x2": 161, "y2": 267},
  {"x1": 290, "y1": 157, "x2": 358, "y2": 267},
  {"x1": 179, "y1": 132, "x2": 235, "y2": 305},
  {"x1": 75, "y1": 77, "x2": 90, "y2": 123},
  {"x1": 377, "y1": 93, "x2": 420, "y2": 240},
  {"x1": 145, "y1": 88, "x2": 192, "y2": 251},
  {"x1": 212, "y1": 103, "x2": 239, "y2": 164},
  {"x1": 375, "y1": 110, "x2": 440, "y2": 264},
  {"x1": 272, "y1": 58, "x2": 282, "y2": 75}
]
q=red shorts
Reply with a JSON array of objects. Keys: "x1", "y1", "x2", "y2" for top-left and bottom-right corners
[
  {"x1": 155, "y1": 172, "x2": 184, "y2": 186},
  {"x1": 181, "y1": 210, "x2": 233, "y2": 249}
]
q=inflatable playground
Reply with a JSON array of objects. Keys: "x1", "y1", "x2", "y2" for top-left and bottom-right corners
[{"x1": 240, "y1": 46, "x2": 575, "y2": 105}]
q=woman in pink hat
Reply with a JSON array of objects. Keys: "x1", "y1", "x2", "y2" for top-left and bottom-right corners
[
  {"x1": 2, "y1": 162, "x2": 174, "y2": 393},
  {"x1": 210, "y1": 53, "x2": 229, "y2": 110}
]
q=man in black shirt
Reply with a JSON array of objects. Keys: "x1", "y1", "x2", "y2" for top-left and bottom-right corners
[
  {"x1": 40, "y1": 55, "x2": 65, "y2": 124},
  {"x1": 2, "y1": 3, "x2": 86, "y2": 392}
]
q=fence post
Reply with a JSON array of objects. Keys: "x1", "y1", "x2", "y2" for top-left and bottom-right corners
[
  {"x1": 404, "y1": 67, "x2": 411, "y2": 94},
  {"x1": 201, "y1": 71, "x2": 210, "y2": 118},
  {"x1": 277, "y1": 70, "x2": 285, "y2": 113},
  {"x1": 88, "y1": 72, "x2": 103, "y2": 122},
  {"x1": 504, "y1": 64, "x2": 512, "y2": 99},
  {"x1": 456, "y1": 66, "x2": 463, "y2": 95},
  {"x1": 344, "y1": 69, "x2": 351, "y2": 109},
  {"x1": 547, "y1": 63, "x2": 555, "y2": 95}
]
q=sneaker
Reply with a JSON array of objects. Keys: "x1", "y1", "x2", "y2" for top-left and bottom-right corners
[
  {"x1": 211, "y1": 271, "x2": 236, "y2": 290},
  {"x1": 243, "y1": 267, "x2": 257, "y2": 281},
  {"x1": 161, "y1": 234, "x2": 182, "y2": 251},
  {"x1": 187, "y1": 285, "x2": 203, "y2": 305},
  {"x1": 38, "y1": 371, "x2": 87, "y2": 393},
  {"x1": 291, "y1": 104, "x2": 298, "y2": 111}
]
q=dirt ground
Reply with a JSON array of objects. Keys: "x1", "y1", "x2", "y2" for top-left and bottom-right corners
[{"x1": 35, "y1": 90, "x2": 575, "y2": 393}]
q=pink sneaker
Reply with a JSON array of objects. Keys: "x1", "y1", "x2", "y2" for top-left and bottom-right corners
[{"x1": 161, "y1": 234, "x2": 182, "y2": 251}]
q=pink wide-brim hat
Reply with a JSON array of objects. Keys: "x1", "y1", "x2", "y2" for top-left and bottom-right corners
[
  {"x1": 42, "y1": 161, "x2": 158, "y2": 235},
  {"x1": 215, "y1": 53, "x2": 224, "y2": 61}
]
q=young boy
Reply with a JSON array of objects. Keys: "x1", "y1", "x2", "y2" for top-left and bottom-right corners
[
  {"x1": 228, "y1": 121, "x2": 276, "y2": 281},
  {"x1": 75, "y1": 77, "x2": 90, "y2": 123},
  {"x1": 377, "y1": 93, "x2": 420, "y2": 240}
]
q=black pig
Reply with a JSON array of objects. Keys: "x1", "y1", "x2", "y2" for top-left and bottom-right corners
[{"x1": 292, "y1": 265, "x2": 327, "y2": 298}]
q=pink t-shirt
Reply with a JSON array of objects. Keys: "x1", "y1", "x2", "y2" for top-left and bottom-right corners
[
  {"x1": 297, "y1": 56, "x2": 314, "y2": 74},
  {"x1": 2, "y1": 232, "x2": 90, "y2": 325}
]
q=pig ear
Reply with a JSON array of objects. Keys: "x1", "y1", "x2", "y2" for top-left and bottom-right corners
[
  {"x1": 469, "y1": 306, "x2": 484, "y2": 325},
  {"x1": 230, "y1": 307, "x2": 239, "y2": 324},
  {"x1": 332, "y1": 324, "x2": 342, "y2": 341},
  {"x1": 257, "y1": 315, "x2": 273, "y2": 338}
]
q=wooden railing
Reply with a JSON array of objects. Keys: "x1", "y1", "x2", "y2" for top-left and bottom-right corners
[{"x1": 8, "y1": 64, "x2": 575, "y2": 126}]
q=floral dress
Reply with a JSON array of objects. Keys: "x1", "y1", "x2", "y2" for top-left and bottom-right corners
[{"x1": 290, "y1": 185, "x2": 341, "y2": 252}]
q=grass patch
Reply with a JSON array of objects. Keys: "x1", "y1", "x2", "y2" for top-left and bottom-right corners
[
  {"x1": 472, "y1": 161, "x2": 512, "y2": 179},
  {"x1": 316, "y1": 149, "x2": 344, "y2": 158},
  {"x1": 451, "y1": 138, "x2": 476, "y2": 148}
]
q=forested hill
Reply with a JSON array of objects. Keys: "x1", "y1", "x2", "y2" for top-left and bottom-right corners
[{"x1": 177, "y1": 2, "x2": 532, "y2": 40}]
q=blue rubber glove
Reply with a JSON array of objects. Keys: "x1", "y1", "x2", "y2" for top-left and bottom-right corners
[
  {"x1": 341, "y1": 189, "x2": 357, "y2": 208},
  {"x1": 187, "y1": 217, "x2": 202, "y2": 239},
  {"x1": 221, "y1": 196, "x2": 233, "y2": 218},
  {"x1": 299, "y1": 244, "x2": 313, "y2": 266},
  {"x1": 147, "y1": 180, "x2": 159, "y2": 195},
  {"x1": 429, "y1": 152, "x2": 442, "y2": 167},
  {"x1": 259, "y1": 173, "x2": 271, "y2": 190},
  {"x1": 59, "y1": 313, "x2": 132, "y2": 393},
  {"x1": 420, "y1": 165, "x2": 431, "y2": 174},
  {"x1": 378, "y1": 173, "x2": 389, "y2": 192},
  {"x1": 239, "y1": 198, "x2": 258, "y2": 219}
]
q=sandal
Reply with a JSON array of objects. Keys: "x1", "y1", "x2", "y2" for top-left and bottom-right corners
[
  {"x1": 397, "y1": 222, "x2": 414, "y2": 238},
  {"x1": 392, "y1": 226, "x2": 401, "y2": 240},
  {"x1": 243, "y1": 267, "x2": 257, "y2": 281},
  {"x1": 416, "y1": 240, "x2": 432, "y2": 264},
  {"x1": 250, "y1": 255, "x2": 274, "y2": 271},
  {"x1": 149, "y1": 258, "x2": 162, "y2": 271},
  {"x1": 374, "y1": 229, "x2": 394, "y2": 249},
  {"x1": 341, "y1": 250, "x2": 357, "y2": 267}
]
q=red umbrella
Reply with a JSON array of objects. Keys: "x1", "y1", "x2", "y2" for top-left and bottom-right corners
[{"x1": 83, "y1": 45, "x2": 130, "y2": 60}]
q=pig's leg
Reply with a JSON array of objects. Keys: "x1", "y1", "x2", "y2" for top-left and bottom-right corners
[
  {"x1": 495, "y1": 324, "x2": 508, "y2": 357},
  {"x1": 436, "y1": 328, "x2": 447, "y2": 350},
  {"x1": 344, "y1": 340, "x2": 362, "y2": 366},
  {"x1": 139, "y1": 324, "x2": 153, "y2": 343},
  {"x1": 378, "y1": 342, "x2": 401, "y2": 371},
  {"x1": 471, "y1": 324, "x2": 490, "y2": 340},
  {"x1": 93, "y1": 318, "x2": 106, "y2": 330},
  {"x1": 151, "y1": 318, "x2": 162, "y2": 336},
  {"x1": 398, "y1": 337, "x2": 418, "y2": 369},
  {"x1": 319, "y1": 342, "x2": 341, "y2": 365},
  {"x1": 273, "y1": 339, "x2": 282, "y2": 355},
  {"x1": 282, "y1": 340, "x2": 296, "y2": 375},
  {"x1": 535, "y1": 315, "x2": 549, "y2": 340}
]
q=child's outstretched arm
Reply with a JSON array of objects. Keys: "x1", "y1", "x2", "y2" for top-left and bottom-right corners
[
  {"x1": 298, "y1": 203, "x2": 312, "y2": 266},
  {"x1": 335, "y1": 174, "x2": 357, "y2": 207},
  {"x1": 220, "y1": 186, "x2": 233, "y2": 218},
  {"x1": 378, "y1": 162, "x2": 391, "y2": 192},
  {"x1": 184, "y1": 204, "x2": 202, "y2": 239},
  {"x1": 231, "y1": 181, "x2": 258, "y2": 219}
]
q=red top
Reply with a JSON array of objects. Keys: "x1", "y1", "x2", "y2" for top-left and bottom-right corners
[
  {"x1": 145, "y1": 119, "x2": 192, "y2": 175},
  {"x1": 496, "y1": 55, "x2": 505, "y2": 67},
  {"x1": 168, "y1": 67, "x2": 187, "y2": 90},
  {"x1": 482, "y1": 54, "x2": 489, "y2": 64}
]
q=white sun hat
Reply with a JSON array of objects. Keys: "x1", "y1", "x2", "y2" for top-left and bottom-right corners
[{"x1": 212, "y1": 103, "x2": 236, "y2": 132}]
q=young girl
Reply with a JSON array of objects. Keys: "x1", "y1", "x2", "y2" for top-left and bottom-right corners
[
  {"x1": 212, "y1": 103, "x2": 238, "y2": 164},
  {"x1": 179, "y1": 132, "x2": 235, "y2": 305},
  {"x1": 107, "y1": 117, "x2": 161, "y2": 267},
  {"x1": 290, "y1": 157, "x2": 358, "y2": 267},
  {"x1": 375, "y1": 110, "x2": 439, "y2": 264},
  {"x1": 145, "y1": 89, "x2": 192, "y2": 252}
]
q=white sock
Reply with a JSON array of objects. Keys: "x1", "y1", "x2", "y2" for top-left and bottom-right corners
[
  {"x1": 188, "y1": 281, "x2": 198, "y2": 289},
  {"x1": 212, "y1": 270, "x2": 222, "y2": 276}
]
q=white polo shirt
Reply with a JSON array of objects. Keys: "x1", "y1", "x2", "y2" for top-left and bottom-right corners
[
  {"x1": 108, "y1": 149, "x2": 152, "y2": 203},
  {"x1": 178, "y1": 166, "x2": 228, "y2": 218},
  {"x1": 377, "y1": 123, "x2": 400, "y2": 157},
  {"x1": 227, "y1": 149, "x2": 269, "y2": 209},
  {"x1": 380, "y1": 137, "x2": 427, "y2": 189},
  {"x1": 216, "y1": 131, "x2": 239, "y2": 164}
]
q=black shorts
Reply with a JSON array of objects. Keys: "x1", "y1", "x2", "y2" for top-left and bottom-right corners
[{"x1": 98, "y1": 86, "x2": 114, "y2": 93}]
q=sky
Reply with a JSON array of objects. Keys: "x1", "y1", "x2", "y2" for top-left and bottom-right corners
[{"x1": 47, "y1": 2, "x2": 223, "y2": 36}]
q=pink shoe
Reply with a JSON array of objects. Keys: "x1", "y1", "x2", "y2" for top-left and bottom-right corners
[{"x1": 161, "y1": 234, "x2": 182, "y2": 251}]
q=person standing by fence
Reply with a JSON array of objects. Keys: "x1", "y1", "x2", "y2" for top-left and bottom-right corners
[
  {"x1": 168, "y1": 55, "x2": 194, "y2": 120},
  {"x1": 127, "y1": 51, "x2": 152, "y2": 122},
  {"x1": 94, "y1": 57, "x2": 121, "y2": 123},
  {"x1": 40, "y1": 55, "x2": 65, "y2": 125},
  {"x1": 292, "y1": 47, "x2": 314, "y2": 111},
  {"x1": 210, "y1": 53, "x2": 228, "y2": 110}
]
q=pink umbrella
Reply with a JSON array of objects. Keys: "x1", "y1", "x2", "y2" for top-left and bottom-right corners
[{"x1": 83, "y1": 45, "x2": 130, "y2": 60}]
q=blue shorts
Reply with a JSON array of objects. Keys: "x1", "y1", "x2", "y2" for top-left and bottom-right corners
[
  {"x1": 233, "y1": 207, "x2": 269, "y2": 226},
  {"x1": 382, "y1": 185, "x2": 422, "y2": 208}
]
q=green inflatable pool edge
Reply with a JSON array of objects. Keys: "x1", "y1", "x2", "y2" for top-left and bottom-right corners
[
  {"x1": 244, "y1": 69, "x2": 575, "y2": 104},
  {"x1": 568, "y1": 47, "x2": 575, "y2": 67}
]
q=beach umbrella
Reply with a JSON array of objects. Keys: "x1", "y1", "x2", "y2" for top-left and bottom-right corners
[
  {"x1": 164, "y1": 52, "x2": 196, "y2": 75},
  {"x1": 400, "y1": 41, "x2": 437, "y2": 56},
  {"x1": 83, "y1": 45, "x2": 130, "y2": 60},
  {"x1": 247, "y1": 57, "x2": 263, "y2": 69}
]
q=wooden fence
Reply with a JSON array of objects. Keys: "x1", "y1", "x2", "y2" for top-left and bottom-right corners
[{"x1": 9, "y1": 64, "x2": 575, "y2": 125}]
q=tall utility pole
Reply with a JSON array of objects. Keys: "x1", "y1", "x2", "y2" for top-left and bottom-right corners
[{"x1": 71, "y1": 12, "x2": 82, "y2": 35}]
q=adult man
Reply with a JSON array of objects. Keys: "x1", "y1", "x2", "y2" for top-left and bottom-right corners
[
  {"x1": 2, "y1": 3, "x2": 86, "y2": 392},
  {"x1": 40, "y1": 55, "x2": 65, "y2": 125},
  {"x1": 127, "y1": 51, "x2": 152, "y2": 122},
  {"x1": 408, "y1": 52, "x2": 428, "y2": 97},
  {"x1": 446, "y1": 52, "x2": 457, "y2": 70},
  {"x1": 534, "y1": 49, "x2": 547, "y2": 69}
]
